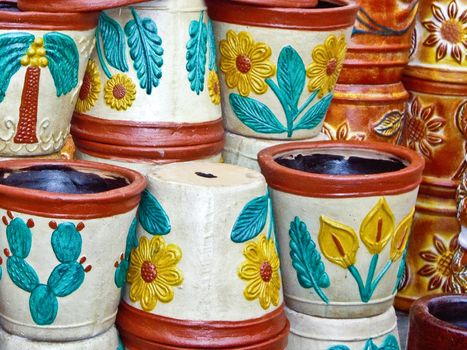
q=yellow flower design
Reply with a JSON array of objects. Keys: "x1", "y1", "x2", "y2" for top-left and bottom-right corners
[
  {"x1": 390, "y1": 208, "x2": 415, "y2": 262},
  {"x1": 208, "y1": 70, "x2": 221, "y2": 105},
  {"x1": 306, "y1": 34, "x2": 347, "y2": 98},
  {"x1": 220, "y1": 30, "x2": 276, "y2": 97},
  {"x1": 104, "y1": 74, "x2": 136, "y2": 111},
  {"x1": 360, "y1": 198, "x2": 395, "y2": 255},
  {"x1": 75, "y1": 59, "x2": 101, "y2": 113},
  {"x1": 127, "y1": 236, "x2": 183, "y2": 312},
  {"x1": 238, "y1": 234, "x2": 281, "y2": 310}
]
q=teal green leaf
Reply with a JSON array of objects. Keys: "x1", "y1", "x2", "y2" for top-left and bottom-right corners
[
  {"x1": 293, "y1": 93, "x2": 333, "y2": 131},
  {"x1": 364, "y1": 339, "x2": 379, "y2": 350},
  {"x1": 393, "y1": 249, "x2": 407, "y2": 293},
  {"x1": 137, "y1": 189, "x2": 171, "y2": 235},
  {"x1": 114, "y1": 259, "x2": 129, "y2": 289},
  {"x1": 47, "y1": 262, "x2": 85, "y2": 297},
  {"x1": 231, "y1": 195, "x2": 268, "y2": 243},
  {"x1": 7, "y1": 256, "x2": 40, "y2": 292},
  {"x1": 207, "y1": 19, "x2": 217, "y2": 72},
  {"x1": 328, "y1": 346, "x2": 350, "y2": 350},
  {"x1": 0, "y1": 33, "x2": 34, "y2": 103},
  {"x1": 99, "y1": 11, "x2": 129, "y2": 72},
  {"x1": 117, "y1": 338, "x2": 125, "y2": 350},
  {"x1": 51, "y1": 222, "x2": 82, "y2": 263},
  {"x1": 6, "y1": 217, "x2": 33, "y2": 258},
  {"x1": 277, "y1": 45, "x2": 305, "y2": 114},
  {"x1": 379, "y1": 335, "x2": 400, "y2": 350},
  {"x1": 230, "y1": 93, "x2": 287, "y2": 134},
  {"x1": 125, "y1": 217, "x2": 139, "y2": 257},
  {"x1": 29, "y1": 284, "x2": 58, "y2": 325},
  {"x1": 44, "y1": 32, "x2": 79, "y2": 96},
  {"x1": 186, "y1": 11, "x2": 208, "y2": 94},
  {"x1": 289, "y1": 217, "x2": 330, "y2": 303},
  {"x1": 125, "y1": 8, "x2": 163, "y2": 95}
]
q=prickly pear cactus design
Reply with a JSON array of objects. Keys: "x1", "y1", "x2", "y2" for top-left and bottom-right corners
[
  {"x1": 114, "y1": 217, "x2": 138, "y2": 288},
  {"x1": 2, "y1": 211, "x2": 91, "y2": 326}
]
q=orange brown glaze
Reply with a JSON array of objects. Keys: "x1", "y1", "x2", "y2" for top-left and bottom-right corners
[
  {"x1": 17, "y1": 0, "x2": 147, "y2": 13},
  {"x1": 15, "y1": 66, "x2": 40, "y2": 144}
]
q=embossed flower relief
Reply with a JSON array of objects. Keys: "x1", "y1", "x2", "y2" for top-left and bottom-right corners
[
  {"x1": 404, "y1": 96, "x2": 446, "y2": 160},
  {"x1": 422, "y1": 0, "x2": 467, "y2": 64},
  {"x1": 322, "y1": 122, "x2": 366, "y2": 141}
]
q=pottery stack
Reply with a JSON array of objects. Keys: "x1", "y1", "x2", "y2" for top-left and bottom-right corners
[{"x1": 395, "y1": 0, "x2": 467, "y2": 311}]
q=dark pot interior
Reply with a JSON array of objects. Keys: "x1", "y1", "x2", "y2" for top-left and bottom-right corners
[
  {"x1": 0, "y1": 1, "x2": 20, "y2": 11},
  {"x1": 428, "y1": 298, "x2": 467, "y2": 329}
]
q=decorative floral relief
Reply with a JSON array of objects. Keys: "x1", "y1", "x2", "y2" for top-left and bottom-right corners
[
  {"x1": 409, "y1": 27, "x2": 417, "y2": 58},
  {"x1": 208, "y1": 70, "x2": 221, "y2": 105},
  {"x1": 453, "y1": 100, "x2": 467, "y2": 180},
  {"x1": 422, "y1": 0, "x2": 467, "y2": 64},
  {"x1": 75, "y1": 59, "x2": 101, "y2": 113},
  {"x1": 372, "y1": 110, "x2": 405, "y2": 139},
  {"x1": 104, "y1": 74, "x2": 136, "y2": 111},
  {"x1": 328, "y1": 334, "x2": 400, "y2": 350},
  {"x1": 322, "y1": 122, "x2": 366, "y2": 141}
]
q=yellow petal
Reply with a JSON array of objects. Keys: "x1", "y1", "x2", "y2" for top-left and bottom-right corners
[
  {"x1": 238, "y1": 74, "x2": 252, "y2": 97},
  {"x1": 249, "y1": 74, "x2": 269, "y2": 95},
  {"x1": 360, "y1": 198, "x2": 395, "y2": 255},
  {"x1": 156, "y1": 244, "x2": 182, "y2": 268},
  {"x1": 238, "y1": 261, "x2": 261, "y2": 281},
  {"x1": 259, "y1": 283, "x2": 272, "y2": 310},
  {"x1": 129, "y1": 278, "x2": 145, "y2": 303},
  {"x1": 225, "y1": 70, "x2": 240, "y2": 89},
  {"x1": 244, "y1": 277, "x2": 262, "y2": 300},
  {"x1": 158, "y1": 267, "x2": 183, "y2": 286},
  {"x1": 155, "y1": 281, "x2": 175, "y2": 303},
  {"x1": 390, "y1": 207, "x2": 415, "y2": 261},
  {"x1": 140, "y1": 283, "x2": 158, "y2": 311}
]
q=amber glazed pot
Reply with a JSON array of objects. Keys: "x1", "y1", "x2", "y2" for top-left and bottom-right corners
[
  {"x1": 407, "y1": 294, "x2": 467, "y2": 350},
  {"x1": 258, "y1": 141, "x2": 424, "y2": 318},
  {"x1": 0, "y1": 159, "x2": 146, "y2": 342}
]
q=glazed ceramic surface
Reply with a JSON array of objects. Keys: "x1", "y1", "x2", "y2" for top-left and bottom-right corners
[
  {"x1": 117, "y1": 162, "x2": 289, "y2": 349},
  {"x1": 17, "y1": 0, "x2": 147, "y2": 12},
  {"x1": 286, "y1": 307, "x2": 401, "y2": 350},
  {"x1": 207, "y1": 0, "x2": 357, "y2": 140}
]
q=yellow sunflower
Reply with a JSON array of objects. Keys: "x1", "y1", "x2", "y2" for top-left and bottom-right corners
[
  {"x1": 220, "y1": 30, "x2": 276, "y2": 97},
  {"x1": 104, "y1": 74, "x2": 136, "y2": 111},
  {"x1": 306, "y1": 34, "x2": 347, "y2": 98},
  {"x1": 127, "y1": 235, "x2": 183, "y2": 312},
  {"x1": 75, "y1": 59, "x2": 101, "y2": 113},
  {"x1": 208, "y1": 70, "x2": 221, "y2": 105},
  {"x1": 238, "y1": 234, "x2": 281, "y2": 310}
]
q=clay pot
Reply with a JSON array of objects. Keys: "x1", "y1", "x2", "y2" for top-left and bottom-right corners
[
  {"x1": 287, "y1": 306, "x2": 401, "y2": 350},
  {"x1": 117, "y1": 162, "x2": 289, "y2": 349},
  {"x1": 17, "y1": 0, "x2": 146, "y2": 12},
  {"x1": 407, "y1": 294, "x2": 467, "y2": 350},
  {"x1": 71, "y1": 0, "x2": 224, "y2": 165},
  {"x1": 258, "y1": 141, "x2": 424, "y2": 318},
  {"x1": 0, "y1": 159, "x2": 146, "y2": 342},
  {"x1": 206, "y1": 0, "x2": 358, "y2": 140}
]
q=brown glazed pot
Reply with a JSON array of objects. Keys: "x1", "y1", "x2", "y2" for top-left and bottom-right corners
[
  {"x1": 16, "y1": 0, "x2": 147, "y2": 12},
  {"x1": 407, "y1": 294, "x2": 467, "y2": 350}
]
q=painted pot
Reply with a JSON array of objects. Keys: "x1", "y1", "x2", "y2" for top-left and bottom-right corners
[
  {"x1": 206, "y1": 0, "x2": 358, "y2": 140},
  {"x1": 17, "y1": 0, "x2": 146, "y2": 12},
  {"x1": 223, "y1": 131, "x2": 328, "y2": 171},
  {"x1": 0, "y1": 1, "x2": 98, "y2": 156},
  {"x1": 71, "y1": 0, "x2": 224, "y2": 165},
  {"x1": 286, "y1": 306, "x2": 401, "y2": 350},
  {"x1": 407, "y1": 294, "x2": 467, "y2": 350},
  {"x1": 0, "y1": 159, "x2": 146, "y2": 341},
  {"x1": 258, "y1": 141, "x2": 424, "y2": 318},
  {"x1": 117, "y1": 162, "x2": 289, "y2": 349},
  {"x1": 323, "y1": 82, "x2": 408, "y2": 144}
]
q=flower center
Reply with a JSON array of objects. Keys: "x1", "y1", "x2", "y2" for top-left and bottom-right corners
[
  {"x1": 260, "y1": 261, "x2": 273, "y2": 282},
  {"x1": 437, "y1": 251, "x2": 455, "y2": 277},
  {"x1": 113, "y1": 84, "x2": 127, "y2": 100},
  {"x1": 326, "y1": 58, "x2": 338, "y2": 76},
  {"x1": 440, "y1": 20, "x2": 462, "y2": 44},
  {"x1": 407, "y1": 117, "x2": 426, "y2": 142},
  {"x1": 236, "y1": 54, "x2": 252, "y2": 74},
  {"x1": 214, "y1": 81, "x2": 220, "y2": 95},
  {"x1": 79, "y1": 72, "x2": 91, "y2": 100},
  {"x1": 141, "y1": 261, "x2": 157, "y2": 283}
]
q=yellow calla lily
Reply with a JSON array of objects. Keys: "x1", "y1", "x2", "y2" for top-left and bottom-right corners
[
  {"x1": 390, "y1": 207, "x2": 415, "y2": 261},
  {"x1": 360, "y1": 198, "x2": 395, "y2": 255}
]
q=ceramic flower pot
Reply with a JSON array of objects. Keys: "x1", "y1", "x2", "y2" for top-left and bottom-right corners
[
  {"x1": 286, "y1": 306, "x2": 401, "y2": 350},
  {"x1": 17, "y1": 0, "x2": 146, "y2": 12},
  {"x1": 223, "y1": 131, "x2": 328, "y2": 171},
  {"x1": 0, "y1": 2, "x2": 98, "y2": 156},
  {"x1": 0, "y1": 135, "x2": 76, "y2": 161},
  {"x1": 117, "y1": 162, "x2": 289, "y2": 349},
  {"x1": 323, "y1": 82, "x2": 408, "y2": 144},
  {"x1": 0, "y1": 159, "x2": 146, "y2": 342},
  {"x1": 258, "y1": 141, "x2": 425, "y2": 318},
  {"x1": 206, "y1": 0, "x2": 358, "y2": 140},
  {"x1": 71, "y1": 0, "x2": 224, "y2": 165},
  {"x1": 407, "y1": 294, "x2": 467, "y2": 350}
]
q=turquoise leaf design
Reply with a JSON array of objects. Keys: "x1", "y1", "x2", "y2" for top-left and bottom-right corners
[
  {"x1": 207, "y1": 19, "x2": 217, "y2": 72},
  {"x1": 137, "y1": 189, "x2": 171, "y2": 235},
  {"x1": 115, "y1": 217, "x2": 139, "y2": 288},
  {"x1": 99, "y1": 11, "x2": 129, "y2": 72},
  {"x1": 29, "y1": 284, "x2": 58, "y2": 325},
  {"x1": 379, "y1": 335, "x2": 400, "y2": 350},
  {"x1": 231, "y1": 195, "x2": 268, "y2": 243},
  {"x1": 393, "y1": 249, "x2": 407, "y2": 293},
  {"x1": 328, "y1": 346, "x2": 350, "y2": 350},
  {"x1": 6, "y1": 217, "x2": 33, "y2": 259},
  {"x1": 47, "y1": 262, "x2": 85, "y2": 297},
  {"x1": 0, "y1": 33, "x2": 34, "y2": 103},
  {"x1": 51, "y1": 222, "x2": 82, "y2": 263},
  {"x1": 186, "y1": 11, "x2": 208, "y2": 94},
  {"x1": 125, "y1": 217, "x2": 139, "y2": 257},
  {"x1": 230, "y1": 93, "x2": 287, "y2": 134},
  {"x1": 117, "y1": 338, "x2": 125, "y2": 350},
  {"x1": 363, "y1": 339, "x2": 379, "y2": 350},
  {"x1": 125, "y1": 8, "x2": 163, "y2": 95},
  {"x1": 44, "y1": 32, "x2": 79, "y2": 96},
  {"x1": 293, "y1": 93, "x2": 333, "y2": 131},
  {"x1": 277, "y1": 45, "x2": 305, "y2": 114},
  {"x1": 7, "y1": 256, "x2": 40, "y2": 292},
  {"x1": 289, "y1": 217, "x2": 330, "y2": 303}
]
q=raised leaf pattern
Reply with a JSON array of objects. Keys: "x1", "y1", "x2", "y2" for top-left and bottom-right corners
[
  {"x1": 137, "y1": 189, "x2": 171, "y2": 235},
  {"x1": 231, "y1": 195, "x2": 268, "y2": 243},
  {"x1": 373, "y1": 111, "x2": 404, "y2": 137},
  {"x1": 277, "y1": 46, "x2": 305, "y2": 114},
  {"x1": 294, "y1": 93, "x2": 333, "y2": 131},
  {"x1": 186, "y1": 11, "x2": 208, "y2": 94},
  {"x1": 99, "y1": 11, "x2": 129, "y2": 72}
]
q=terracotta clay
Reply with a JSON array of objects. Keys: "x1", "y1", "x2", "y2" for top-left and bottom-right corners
[{"x1": 17, "y1": 0, "x2": 147, "y2": 12}]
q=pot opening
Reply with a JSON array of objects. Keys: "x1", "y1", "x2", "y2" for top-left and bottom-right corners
[
  {"x1": 315, "y1": 0, "x2": 343, "y2": 9},
  {"x1": 0, "y1": 1, "x2": 20, "y2": 12},
  {"x1": 0, "y1": 165, "x2": 130, "y2": 194},
  {"x1": 275, "y1": 148, "x2": 407, "y2": 176},
  {"x1": 428, "y1": 299, "x2": 467, "y2": 329}
]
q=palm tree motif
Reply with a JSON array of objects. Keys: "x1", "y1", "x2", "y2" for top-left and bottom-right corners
[{"x1": 0, "y1": 32, "x2": 79, "y2": 144}]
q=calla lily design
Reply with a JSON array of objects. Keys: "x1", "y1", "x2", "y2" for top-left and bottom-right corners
[
  {"x1": 360, "y1": 198, "x2": 395, "y2": 255},
  {"x1": 390, "y1": 208, "x2": 415, "y2": 262}
]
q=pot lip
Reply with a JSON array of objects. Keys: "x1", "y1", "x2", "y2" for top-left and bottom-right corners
[
  {"x1": 16, "y1": 0, "x2": 147, "y2": 13},
  {"x1": 258, "y1": 140, "x2": 425, "y2": 198},
  {"x1": 0, "y1": 159, "x2": 147, "y2": 219},
  {"x1": 230, "y1": 0, "x2": 319, "y2": 8}
]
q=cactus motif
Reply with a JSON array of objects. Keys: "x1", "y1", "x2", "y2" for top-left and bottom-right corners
[
  {"x1": 114, "y1": 217, "x2": 138, "y2": 288},
  {"x1": 2, "y1": 211, "x2": 91, "y2": 326}
]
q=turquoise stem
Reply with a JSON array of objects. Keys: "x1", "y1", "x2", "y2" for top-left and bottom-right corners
[
  {"x1": 294, "y1": 90, "x2": 319, "y2": 122},
  {"x1": 365, "y1": 254, "x2": 379, "y2": 298},
  {"x1": 369, "y1": 260, "x2": 393, "y2": 299},
  {"x1": 267, "y1": 197, "x2": 273, "y2": 241},
  {"x1": 348, "y1": 265, "x2": 368, "y2": 302},
  {"x1": 95, "y1": 25, "x2": 112, "y2": 79},
  {"x1": 266, "y1": 78, "x2": 293, "y2": 137}
]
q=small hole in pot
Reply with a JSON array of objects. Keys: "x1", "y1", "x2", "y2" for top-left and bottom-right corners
[
  {"x1": 195, "y1": 172, "x2": 218, "y2": 179},
  {"x1": 428, "y1": 299, "x2": 467, "y2": 329}
]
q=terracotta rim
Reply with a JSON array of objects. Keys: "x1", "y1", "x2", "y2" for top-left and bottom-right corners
[
  {"x1": 17, "y1": 0, "x2": 147, "y2": 13},
  {"x1": 230, "y1": 0, "x2": 318, "y2": 7},
  {"x1": 333, "y1": 82, "x2": 409, "y2": 103},
  {"x1": 206, "y1": 0, "x2": 358, "y2": 31},
  {"x1": 404, "y1": 65, "x2": 467, "y2": 85},
  {"x1": 117, "y1": 302, "x2": 289, "y2": 349},
  {"x1": 403, "y1": 74, "x2": 467, "y2": 96},
  {"x1": 258, "y1": 140, "x2": 425, "y2": 198},
  {"x1": 0, "y1": 159, "x2": 146, "y2": 219}
]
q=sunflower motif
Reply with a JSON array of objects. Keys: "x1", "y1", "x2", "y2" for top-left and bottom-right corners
[
  {"x1": 418, "y1": 234, "x2": 459, "y2": 292},
  {"x1": 404, "y1": 96, "x2": 445, "y2": 160},
  {"x1": 104, "y1": 74, "x2": 137, "y2": 111},
  {"x1": 238, "y1": 234, "x2": 281, "y2": 310},
  {"x1": 208, "y1": 70, "x2": 221, "y2": 105},
  {"x1": 75, "y1": 59, "x2": 101, "y2": 113},
  {"x1": 306, "y1": 34, "x2": 347, "y2": 98},
  {"x1": 127, "y1": 235, "x2": 183, "y2": 312},
  {"x1": 422, "y1": 0, "x2": 467, "y2": 64},
  {"x1": 219, "y1": 30, "x2": 276, "y2": 97}
]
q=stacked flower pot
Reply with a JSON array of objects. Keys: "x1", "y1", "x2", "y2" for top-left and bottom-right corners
[{"x1": 395, "y1": 0, "x2": 467, "y2": 311}]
